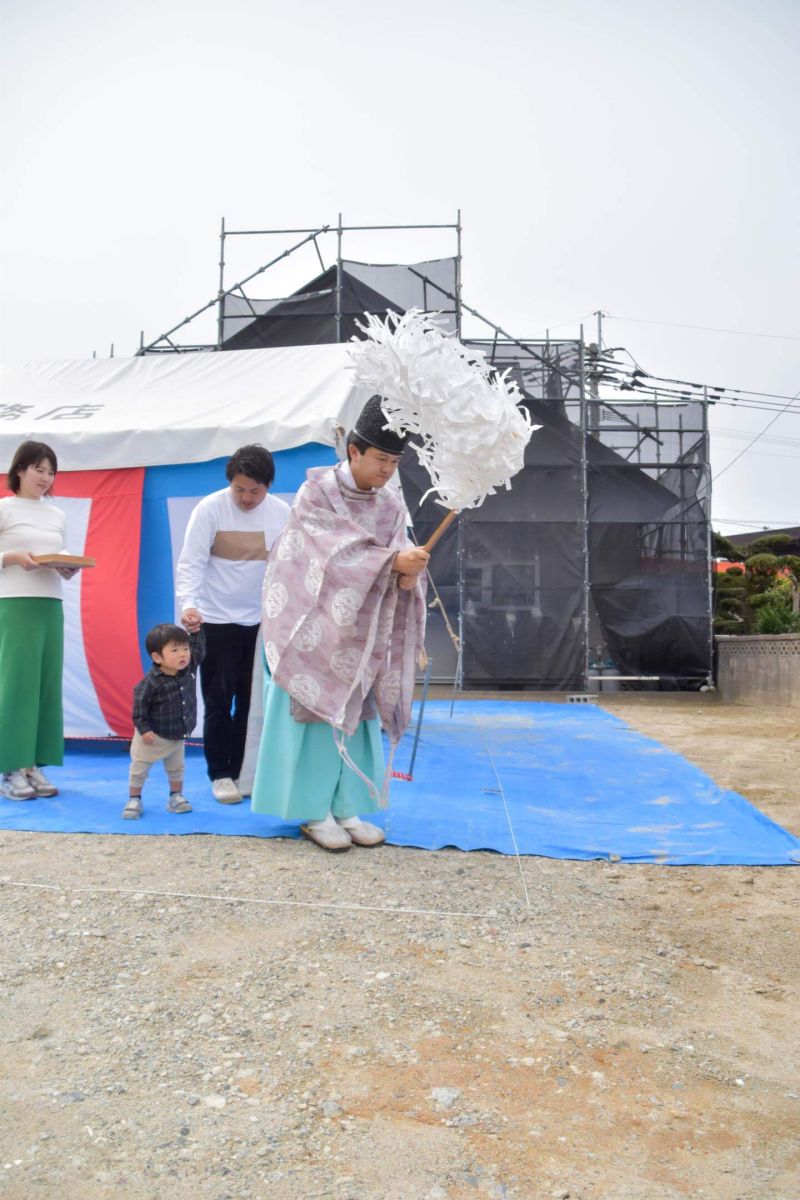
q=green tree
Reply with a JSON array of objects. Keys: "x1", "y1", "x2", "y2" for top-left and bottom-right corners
[
  {"x1": 713, "y1": 535, "x2": 800, "y2": 635},
  {"x1": 712, "y1": 531, "x2": 746, "y2": 562},
  {"x1": 714, "y1": 566, "x2": 748, "y2": 634}
]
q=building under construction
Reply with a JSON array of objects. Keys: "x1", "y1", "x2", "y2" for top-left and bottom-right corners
[{"x1": 138, "y1": 217, "x2": 712, "y2": 691}]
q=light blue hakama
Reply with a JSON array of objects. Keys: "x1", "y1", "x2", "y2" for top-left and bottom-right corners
[{"x1": 251, "y1": 670, "x2": 384, "y2": 822}]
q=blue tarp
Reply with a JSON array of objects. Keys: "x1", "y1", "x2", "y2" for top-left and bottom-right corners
[{"x1": 1, "y1": 702, "x2": 798, "y2": 866}]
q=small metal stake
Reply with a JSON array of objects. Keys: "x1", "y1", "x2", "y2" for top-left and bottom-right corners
[
  {"x1": 449, "y1": 647, "x2": 463, "y2": 718},
  {"x1": 406, "y1": 657, "x2": 433, "y2": 779}
]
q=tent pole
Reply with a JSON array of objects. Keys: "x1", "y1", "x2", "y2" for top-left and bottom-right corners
[
  {"x1": 217, "y1": 216, "x2": 226, "y2": 350},
  {"x1": 336, "y1": 213, "x2": 343, "y2": 343},
  {"x1": 579, "y1": 326, "x2": 591, "y2": 692}
]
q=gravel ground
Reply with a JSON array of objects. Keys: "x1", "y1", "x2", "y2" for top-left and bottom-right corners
[{"x1": 1, "y1": 694, "x2": 798, "y2": 1200}]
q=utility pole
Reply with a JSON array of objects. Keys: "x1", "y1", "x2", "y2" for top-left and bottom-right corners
[
  {"x1": 587, "y1": 311, "x2": 606, "y2": 402},
  {"x1": 595, "y1": 309, "x2": 604, "y2": 353}
]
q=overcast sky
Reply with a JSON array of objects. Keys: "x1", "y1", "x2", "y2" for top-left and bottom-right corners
[{"x1": 1, "y1": 0, "x2": 798, "y2": 535}]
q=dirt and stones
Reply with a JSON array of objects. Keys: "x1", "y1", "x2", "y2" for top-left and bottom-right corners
[{"x1": 0, "y1": 694, "x2": 798, "y2": 1200}]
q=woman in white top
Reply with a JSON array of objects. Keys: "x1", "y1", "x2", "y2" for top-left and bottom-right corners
[{"x1": 0, "y1": 441, "x2": 78, "y2": 800}]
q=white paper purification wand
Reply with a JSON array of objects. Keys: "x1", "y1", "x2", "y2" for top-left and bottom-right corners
[{"x1": 348, "y1": 309, "x2": 539, "y2": 549}]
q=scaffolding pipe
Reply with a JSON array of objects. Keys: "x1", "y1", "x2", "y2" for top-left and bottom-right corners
[
  {"x1": 579, "y1": 327, "x2": 591, "y2": 692},
  {"x1": 225, "y1": 226, "x2": 329, "y2": 236},
  {"x1": 456, "y1": 513, "x2": 465, "y2": 694},
  {"x1": 455, "y1": 208, "x2": 462, "y2": 339},
  {"x1": 216, "y1": 216, "x2": 226, "y2": 350},
  {"x1": 335, "y1": 213, "x2": 343, "y2": 344},
  {"x1": 586, "y1": 675, "x2": 661, "y2": 681},
  {"x1": 439, "y1": 292, "x2": 578, "y2": 391},
  {"x1": 224, "y1": 222, "x2": 458, "y2": 235},
  {"x1": 138, "y1": 217, "x2": 460, "y2": 354},
  {"x1": 704, "y1": 386, "x2": 715, "y2": 685},
  {"x1": 312, "y1": 234, "x2": 325, "y2": 273},
  {"x1": 337, "y1": 222, "x2": 457, "y2": 232},
  {"x1": 140, "y1": 226, "x2": 329, "y2": 353}
]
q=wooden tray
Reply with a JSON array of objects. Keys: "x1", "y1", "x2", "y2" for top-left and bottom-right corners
[{"x1": 32, "y1": 553, "x2": 96, "y2": 568}]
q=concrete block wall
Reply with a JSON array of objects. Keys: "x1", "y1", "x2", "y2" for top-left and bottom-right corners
[{"x1": 716, "y1": 634, "x2": 800, "y2": 708}]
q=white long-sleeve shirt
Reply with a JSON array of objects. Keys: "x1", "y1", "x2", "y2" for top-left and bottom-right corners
[
  {"x1": 0, "y1": 496, "x2": 66, "y2": 600},
  {"x1": 175, "y1": 487, "x2": 291, "y2": 626}
]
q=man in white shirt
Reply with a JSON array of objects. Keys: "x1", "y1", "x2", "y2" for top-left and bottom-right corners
[{"x1": 176, "y1": 445, "x2": 290, "y2": 804}]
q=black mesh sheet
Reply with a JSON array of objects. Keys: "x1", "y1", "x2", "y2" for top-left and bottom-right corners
[
  {"x1": 461, "y1": 520, "x2": 585, "y2": 687},
  {"x1": 344, "y1": 259, "x2": 457, "y2": 333},
  {"x1": 220, "y1": 266, "x2": 399, "y2": 348},
  {"x1": 401, "y1": 340, "x2": 712, "y2": 690},
  {"x1": 221, "y1": 258, "x2": 458, "y2": 348},
  {"x1": 465, "y1": 339, "x2": 583, "y2": 405},
  {"x1": 221, "y1": 292, "x2": 295, "y2": 342},
  {"x1": 589, "y1": 526, "x2": 710, "y2": 685},
  {"x1": 586, "y1": 398, "x2": 711, "y2": 688}
]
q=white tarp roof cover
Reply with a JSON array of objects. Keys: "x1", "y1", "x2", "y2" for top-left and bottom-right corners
[{"x1": 0, "y1": 345, "x2": 361, "y2": 471}]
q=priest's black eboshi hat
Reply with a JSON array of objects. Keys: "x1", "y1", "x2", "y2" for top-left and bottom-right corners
[{"x1": 352, "y1": 394, "x2": 409, "y2": 456}]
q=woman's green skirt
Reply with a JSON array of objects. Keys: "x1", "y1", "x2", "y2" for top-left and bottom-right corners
[
  {"x1": 251, "y1": 670, "x2": 384, "y2": 822},
  {"x1": 0, "y1": 597, "x2": 64, "y2": 773}
]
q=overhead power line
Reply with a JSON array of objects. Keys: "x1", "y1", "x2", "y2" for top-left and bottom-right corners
[
  {"x1": 596, "y1": 348, "x2": 800, "y2": 406},
  {"x1": 540, "y1": 311, "x2": 597, "y2": 333},
  {"x1": 714, "y1": 427, "x2": 800, "y2": 447},
  {"x1": 592, "y1": 347, "x2": 800, "y2": 416},
  {"x1": 715, "y1": 518, "x2": 800, "y2": 528},
  {"x1": 711, "y1": 400, "x2": 800, "y2": 415},
  {"x1": 598, "y1": 380, "x2": 799, "y2": 416},
  {"x1": 710, "y1": 387, "x2": 800, "y2": 485},
  {"x1": 714, "y1": 447, "x2": 800, "y2": 462},
  {"x1": 604, "y1": 313, "x2": 800, "y2": 343},
  {"x1": 588, "y1": 340, "x2": 800, "y2": 501}
]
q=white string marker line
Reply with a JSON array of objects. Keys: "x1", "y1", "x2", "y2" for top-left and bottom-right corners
[
  {"x1": 1, "y1": 880, "x2": 487, "y2": 921},
  {"x1": 474, "y1": 717, "x2": 532, "y2": 911}
]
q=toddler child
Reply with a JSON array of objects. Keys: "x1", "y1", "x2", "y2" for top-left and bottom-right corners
[{"x1": 123, "y1": 622, "x2": 205, "y2": 820}]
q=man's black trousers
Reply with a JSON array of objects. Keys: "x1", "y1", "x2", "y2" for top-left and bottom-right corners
[{"x1": 200, "y1": 622, "x2": 259, "y2": 782}]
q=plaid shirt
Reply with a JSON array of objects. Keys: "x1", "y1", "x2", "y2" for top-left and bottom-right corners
[{"x1": 132, "y1": 630, "x2": 205, "y2": 740}]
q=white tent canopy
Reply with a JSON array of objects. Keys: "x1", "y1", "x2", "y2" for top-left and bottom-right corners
[{"x1": 0, "y1": 345, "x2": 361, "y2": 471}]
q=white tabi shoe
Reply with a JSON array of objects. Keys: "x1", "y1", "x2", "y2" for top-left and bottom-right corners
[
  {"x1": 300, "y1": 812, "x2": 353, "y2": 853},
  {"x1": 336, "y1": 818, "x2": 386, "y2": 848}
]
